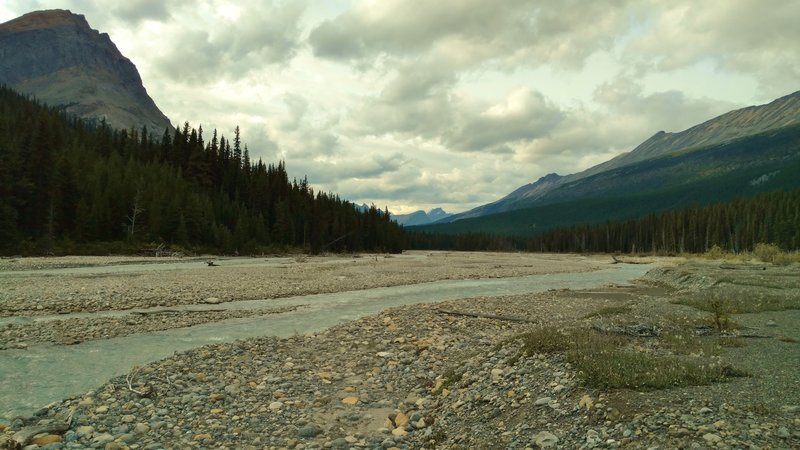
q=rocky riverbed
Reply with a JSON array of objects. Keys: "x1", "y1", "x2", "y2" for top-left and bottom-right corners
[{"x1": 0, "y1": 253, "x2": 798, "y2": 449}]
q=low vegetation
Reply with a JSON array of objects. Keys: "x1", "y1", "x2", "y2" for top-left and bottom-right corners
[
  {"x1": 503, "y1": 327, "x2": 746, "y2": 390},
  {"x1": 675, "y1": 293, "x2": 800, "y2": 315}
]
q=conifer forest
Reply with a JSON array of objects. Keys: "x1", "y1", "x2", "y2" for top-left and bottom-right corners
[{"x1": 0, "y1": 86, "x2": 404, "y2": 255}]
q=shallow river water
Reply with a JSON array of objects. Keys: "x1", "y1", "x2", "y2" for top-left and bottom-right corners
[{"x1": 0, "y1": 263, "x2": 651, "y2": 420}]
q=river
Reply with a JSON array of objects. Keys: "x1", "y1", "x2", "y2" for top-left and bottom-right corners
[{"x1": 0, "y1": 263, "x2": 651, "y2": 420}]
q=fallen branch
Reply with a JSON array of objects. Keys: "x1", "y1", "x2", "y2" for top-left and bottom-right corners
[
  {"x1": 592, "y1": 323, "x2": 659, "y2": 337},
  {"x1": 436, "y1": 309, "x2": 535, "y2": 323},
  {"x1": 206, "y1": 261, "x2": 219, "y2": 267},
  {"x1": 612, "y1": 256, "x2": 651, "y2": 265},
  {"x1": 131, "y1": 308, "x2": 226, "y2": 316},
  {"x1": 719, "y1": 264, "x2": 767, "y2": 271},
  {"x1": 126, "y1": 365, "x2": 150, "y2": 397},
  {"x1": 13, "y1": 414, "x2": 72, "y2": 446}
]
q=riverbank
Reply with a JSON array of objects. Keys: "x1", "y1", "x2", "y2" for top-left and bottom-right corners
[{"x1": 1, "y1": 254, "x2": 798, "y2": 449}]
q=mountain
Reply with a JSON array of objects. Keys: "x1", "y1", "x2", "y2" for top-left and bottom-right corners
[
  {"x1": 0, "y1": 9, "x2": 173, "y2": 133},
  {"x1": 394, "y1": 208, "x2": 452, "y2": 226},
  {"x1": 439, "y1": 90, "x2": 800, "y2": 224},
  {"x1": 416, "y1": 91, "x2": 800, "y2": 237}
]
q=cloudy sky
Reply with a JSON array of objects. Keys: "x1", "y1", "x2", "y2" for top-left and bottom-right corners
[{"x1": 2, "y1": 1, "x2": 798, "y2": 214}]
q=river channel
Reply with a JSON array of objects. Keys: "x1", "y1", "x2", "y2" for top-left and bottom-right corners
[{"x1": 0, "y1": 263, "x2": 651, "y2": 420}]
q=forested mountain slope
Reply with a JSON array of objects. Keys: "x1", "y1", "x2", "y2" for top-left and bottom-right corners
[
  {"x1": 441, "y1": 90, "x2": 800, "y2": 222},
  {"x1": 415, "y1": 120, "x2": 800, "y2": 237}
]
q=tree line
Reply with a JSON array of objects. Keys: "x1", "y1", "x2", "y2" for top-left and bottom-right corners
[
  {"x1": 408, "y1": 189, "x2": 800, "y2": 254},
  {"x1": 0, "y1": 85, "x2": 403, "y2": 255}
]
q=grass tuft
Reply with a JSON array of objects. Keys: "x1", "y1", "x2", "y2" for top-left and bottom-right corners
[{"x1": 503, "y1": 327, "x2": 746, "y2": 391}]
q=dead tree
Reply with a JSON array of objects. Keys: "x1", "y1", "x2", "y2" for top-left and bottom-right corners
[{"x1": 126, "y1": 186, "x2": 145, "y2": 241}]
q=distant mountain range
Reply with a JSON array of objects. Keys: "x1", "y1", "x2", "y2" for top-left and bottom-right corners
[
  {"x1": 0, "y1": 9, "x2": 173, "y2": 133},
  {"x1": 393, "y1": 208, "x2": 452, "y2": 226},
  {"x1": 418, "y1": 90, "x2": 800, "y2": 236}
]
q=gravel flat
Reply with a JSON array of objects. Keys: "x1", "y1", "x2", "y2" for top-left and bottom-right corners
[{"x1": 1, "y1": 253, "x2": 798, "y2": 449}]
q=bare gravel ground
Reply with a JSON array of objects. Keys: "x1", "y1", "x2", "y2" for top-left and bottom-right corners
[
  {"x1": 0, "y1": 252, "x2": 601, "y2": 317},
  {"x1": 1, "y1": 254, "x2": 798, "y2": 449}
]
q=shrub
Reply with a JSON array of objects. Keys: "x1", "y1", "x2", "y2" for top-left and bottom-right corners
[{"x1": 754, "y1": 242, "x2": 781, "y2": 263}]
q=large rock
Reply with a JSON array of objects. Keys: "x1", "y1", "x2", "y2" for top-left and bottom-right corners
[{"x1": 0, "y1": 9, "x2": 173, "y2": 134}]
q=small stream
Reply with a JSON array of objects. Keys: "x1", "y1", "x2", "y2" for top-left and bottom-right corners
[{"x1": 0, "y1": 263, "x2": 651, "y2": 420}]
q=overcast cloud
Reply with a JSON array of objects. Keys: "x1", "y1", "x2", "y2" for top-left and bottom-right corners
[{"x1": 1, "y1": 0, "x2": 797, "y2": 214}]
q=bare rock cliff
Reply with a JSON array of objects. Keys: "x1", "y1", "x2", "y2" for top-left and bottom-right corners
[{"x1": 0, "y1": 9, "x2": 173, "y2": 134}]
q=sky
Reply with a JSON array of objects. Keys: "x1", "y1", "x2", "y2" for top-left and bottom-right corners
[{"x1": 2, "y1": 1, "x2": 799, "y2": 214}]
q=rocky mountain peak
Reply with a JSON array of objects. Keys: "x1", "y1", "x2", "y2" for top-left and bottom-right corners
[
  {"x1": 0, "y1": 9, "x2": 173, "y2": 134},
  {"x1": 0, "y1": 9, "x2": 89, "y2": 33}
]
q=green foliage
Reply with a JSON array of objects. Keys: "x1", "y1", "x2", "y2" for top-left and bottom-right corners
[{"x1": 0, "y1": 86, "x2": 405, "y2": 255}]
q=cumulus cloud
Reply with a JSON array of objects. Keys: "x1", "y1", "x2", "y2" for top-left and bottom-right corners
[
  {"x1": 515, "y1": 78, "x2": 739, "y2": 172},
  {"x1": 4, "y1": 0, "x2": 794, "y2": 213},
  {"x1": 309, "y1": 0, "x2": 641, "y2": 71},
  {"x1": 630, "y1": 0, "x2": 800, "y2": 98},
  {"x1": 444, "y1": 89, "x2": 564, "y2": 153},
  {"x1": 151, "y1": 1, "x2": 306, "y2": 82}
]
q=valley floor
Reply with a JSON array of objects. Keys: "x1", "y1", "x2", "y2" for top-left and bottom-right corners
[{"x1": 0, "y1": 253, "x2": 798, "y2": 449}]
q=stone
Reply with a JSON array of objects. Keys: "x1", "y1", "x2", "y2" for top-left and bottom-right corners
[
  {"x1": 703, "y1": 433, "x2": 722, "y2": 444},
  {"x1": 31, "y1": 435, "x2": 62, "y2": 446},
  {"x1": 579, "y1": 394, "x2": 593, "y2": 410},
  {"x1": 76, "y1": 425, "x2": 95, "y2": 435},
  {"x1": 298, "y1": 423, "x2": 323, "y2": 438},
  {"x1": 121, "y1": 414, "x2": 136, "y2": 423},
  {"x1": 93, "y1": 433, "x2": 115, "y2": 445},
  {"x1": 134, "y1": 423, "x2": 150, "y2": 434},
  {"x1": 766, "y1": 319, "x2": 777, "y2": 327},
  {"x1": 269, "y1": 401, "x2": 284, "y2": 410},
  {"x1": 699, "y1": 407, "x2": 713, "y2": 414},
  {"x1": 534, "y1": 397, "x2": 552, "y2": 406},
  {"x1": 194, "y1": 433, "x2": 212, "y2": 441},
  {"x1": 342, "y1": 396, "x2": 359, "y2": 406},
  {"x1": 210, "y1": 408, "x2": 224, "y2": 414},
  {"x1": 331, "y1": 437, "x2": 349, "y2": 449},
  {"x1": 394, "y1": 411, "x2": 409, "y2": 428},
  {"x1": 95, "y1": 405, "x2": 109, "y2": 414},
  {"x1": 204, "y1": 297, "x2": 222, "y2": 304},
  {"x1": 491, "y1": 368, "x2": 504, "y2": 382},
  {"x1": 534, "y1": 431, "x2": 559, "y2": 448},
  {"x1": 391, "y1": 427, "x2": 408, "y2": 437}
]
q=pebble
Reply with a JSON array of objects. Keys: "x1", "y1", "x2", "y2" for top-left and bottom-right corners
[{"x1": 534, "y1": 430, "x2": 559, "y2": 448}]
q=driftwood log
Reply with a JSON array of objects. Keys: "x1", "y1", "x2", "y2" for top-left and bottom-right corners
[
  {"x1": 12, "y1": 415, "x2": 72, "y2": 446},
  {"x1": 131, "y1": 308, "x2": 226, "y2": 316},
  {"x1": 592, "y1": 323, "x2": 659, "y2": 337},
  {"x1": 436, "y1": 309, "x2": 535, "y2": 323},
  {"x1": 611, "y1": 256, "x2": 651, "y2": 265},
  {"x1": 719, "y1": 263, "x2": 767, "y2": 271}
]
